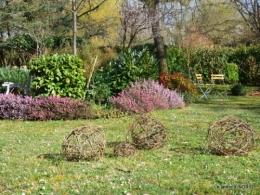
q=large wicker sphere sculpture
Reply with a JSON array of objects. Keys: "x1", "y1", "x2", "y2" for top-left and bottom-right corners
[
  {"x1": 208, "y1": 115, "x2": 255, "y2": 156},
  {"x1": 129, "y1": 115, "x2": 167, "y2": 149},
  {"x1": 62, "y1": 125, "x2": 106, "y2": 161},
  {"x1": 114, "y1": 142, "x2": 136, "y2": 157}
]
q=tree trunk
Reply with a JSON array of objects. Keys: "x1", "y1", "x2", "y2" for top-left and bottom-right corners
[
  {"x1": 72, "y1": 0, "x2": 77, "y2": 56},
  {"x1": 151, "y1": 22, "x2": 168, "y2": 74},
  {"x1": 148, "y1": 1, "x2": 168, "y2": 75}
]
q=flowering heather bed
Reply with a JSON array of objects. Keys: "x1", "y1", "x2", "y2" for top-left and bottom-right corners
[
  {"x1": 109, "y1": 80, "x2": 185, "y2": 114},
  {"x1": 0, "y1": 94, "x2": 96, "y2": 121}
]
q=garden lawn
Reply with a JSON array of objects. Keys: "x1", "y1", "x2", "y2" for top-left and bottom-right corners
[{"x1": 0, "y1": 95, "x2": 260, "y2": 195}]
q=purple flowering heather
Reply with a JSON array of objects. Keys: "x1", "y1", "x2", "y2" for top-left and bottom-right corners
[
  {"x1": 0, "y1": 94, "x2": 34, "y2": 120},
  {"x1": 109, "y1": 80, "x2": 185, "y2": 114},
  {"x1": 0, "y1": 94, "x2": 96, "y2": 121}
]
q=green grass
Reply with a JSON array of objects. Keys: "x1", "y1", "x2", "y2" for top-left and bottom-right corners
[{"x1": 1, "y1": 93, "x2": 260, "y2": 195}]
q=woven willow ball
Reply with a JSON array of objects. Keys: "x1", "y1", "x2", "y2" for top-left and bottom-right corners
[
  {"x1": 129, "y1": 115, "x2": 167, "y2": 149},
  {"x1": 208, "y1": 115, "x2": 255, "y2": 156},
  {"x1": 114, "y1": 142, "x2": 136, "y2": 157},
  {"x1": 62, "y1": 125, "x2": 106, "y2": 161}
]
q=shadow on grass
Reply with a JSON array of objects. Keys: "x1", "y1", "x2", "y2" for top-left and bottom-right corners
[
  {"x1": 37, "y1": 153, "x2": 65, "y2": 165},
  {"x1": 195, "y1": 95, "x2": 260, "y2": 115},
  {"x1": 107, "y1": 141, "x2": 122, "y2": 148},
  {"x1": 170, "y1": 145, "x2": 210, "y2": 155}
]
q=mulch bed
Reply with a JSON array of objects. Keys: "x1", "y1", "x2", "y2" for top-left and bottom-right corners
[{"x1": 248, "y1": 90, "x2": 260, "y2": 96}]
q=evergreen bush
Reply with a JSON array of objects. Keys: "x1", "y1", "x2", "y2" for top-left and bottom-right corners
[
  {"x1": 224, "y1": 63, "x2": 239, "y2": 84},
  {"x1": 166, "y1": 46, "x2": 189, "y2": 77},
  {"x1": 30, "y1": 54, "x2": 86, "y2": 99},
  {"x1": 231, "y1": 84, "x2": 247, "y2": 96},
  {"x1": 91, "y1": 47, "x2": 158, "y2": 99}
]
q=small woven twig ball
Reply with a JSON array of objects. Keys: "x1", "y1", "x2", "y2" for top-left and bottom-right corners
[
  {"x1": 62, "y1": 125, "x2": 106, "y2": 161},
  {"x1": 208, "y1": 115, "x2": 255, "y2": 156},
  {"x1": 114, "y1": 142, "x2": 136, "y2": 157},
  {"x1": 129, "y1": 115, "x2": 167, "y2": 149}
]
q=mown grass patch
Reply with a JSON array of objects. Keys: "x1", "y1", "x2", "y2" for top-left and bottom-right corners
[{"x1": 0, "y1": 95, "x2": 260, "y2": 195}]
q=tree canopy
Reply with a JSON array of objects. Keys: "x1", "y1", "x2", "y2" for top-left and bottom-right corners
[{"x1": 0, "y1": 0, "x2": 258, "y2": 68}]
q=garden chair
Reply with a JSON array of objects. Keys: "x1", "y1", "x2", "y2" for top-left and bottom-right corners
[
  {"x1": 210, "y1": 74, "x2": 227, "y2": 99},
  {"x1": 195, "y1": 74, "x2": 203, "y2": 84},
  {"x1": 195, "y1": 74, "x2": 212, "y2": 100}
]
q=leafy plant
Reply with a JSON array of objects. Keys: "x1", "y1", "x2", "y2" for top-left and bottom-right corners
[
  {"x1": 109, "y1": 80, "x2": 185, "y2": 114},
  {"x1": 30, "y1": 54, "x2": 86, "y2": 99},
  {"x1": 92, "y1": 47, "x2": 158, "y2": 97},
  {"x1": 224, "y1": 62, "x2": 239, "y2": 84},
  {"x1": 166, "y1": 46, "x2": 189, "y2": 77},
  {"x1": 231, "y1": 84, "x2": 247, "y2": 96},
  {"x1": 86, "y1": 72, "x2": 112, "y2": 105}
]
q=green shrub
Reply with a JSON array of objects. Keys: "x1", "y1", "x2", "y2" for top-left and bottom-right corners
[
  {"x1": 225, "y1": 63, "x2": 239, "y2": 84},
  {"x1": 90, "y1": 47, "x2": 158, "y2": 99},
  {"x1": 166, "y1": 46, "x2": 189, "y2": 77},
  {"x1": 231, "y1": 84, "x2": 247, "y2": 96},
  {"x1": 30, "y1": 54, "x2": 86, "y2": 99}
]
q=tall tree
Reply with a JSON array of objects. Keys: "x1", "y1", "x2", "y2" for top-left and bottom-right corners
[
  {"x1": 140, "y1": 0, "x2": 169, "y2": 74},
  {"x1": 69, "y1": 0, "x2": 122, "y2": 54},
  {"x1": 126, "y1": 0, "x2": 191, "y2": 74},
  {"x1": 231, "y1": 0, "x2": 260, "y2": 42},
  {"x1": 72, "y1": 0, "x2": 77, "y2": 55},
  {"x1": 192, "y1": 0, "x2": 244, "y2": 46},
  {"x1": 0, "y1": 0, "x2": 70, "y2": 57},
  {"x1": 120, "y1": 0, "x2": 151, "y2": 48}
]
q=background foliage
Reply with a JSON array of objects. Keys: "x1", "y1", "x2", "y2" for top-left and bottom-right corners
[
  {"x1": 229, "y1": 45, "x2": 260, "y2": 85},
  {"x1": 189, "y1": 47, "x2": 230, "y2": 82},
  {"x1": 0, "y1": 67, "x2": 29, "y2": 84}
]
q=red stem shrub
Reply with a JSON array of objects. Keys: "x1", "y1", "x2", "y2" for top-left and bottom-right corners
[{"x1": 159, "y1": 72, "x2": 198, "y2": 95}]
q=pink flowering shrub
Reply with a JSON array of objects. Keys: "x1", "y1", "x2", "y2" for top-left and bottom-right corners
[
  {"x1": 0, "y1": 94, "x2": 96, "y2": 121},
  {"x1": 109, "y1": 80, "x2": 185, "y2": 114}
]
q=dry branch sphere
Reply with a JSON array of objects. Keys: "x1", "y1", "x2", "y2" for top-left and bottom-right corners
[
  {"x1": 129, "y1": 115, "x2": 167, "y2": 149},
  {"x1": 114, "y1": 142, "x2": 136, "y2": 157},
  {"x1": 62, "y1": 125, "x2": 106, "y2": 161},
  {"x1": 208, "y1": 115, "x2": 255, "y2": 156}
]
